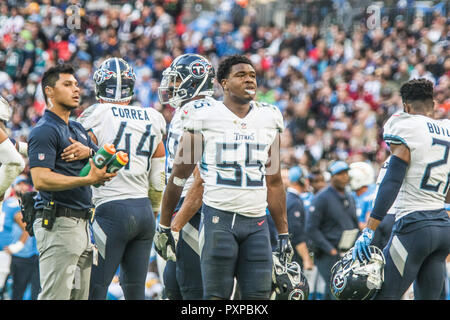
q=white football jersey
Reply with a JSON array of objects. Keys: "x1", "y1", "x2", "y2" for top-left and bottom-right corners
[
  {"x1": 383, "y1": 111, "x2": 450, "y2": 220},
  {"x1": 181, "y1": 98, "x2": 284, "y2": 217},
  {"x1": 166, "y1": 106, "x2": 196, "y2": 198},
  {"x1": 78, "y1": 103, "x2": 166, "y2": 207}
]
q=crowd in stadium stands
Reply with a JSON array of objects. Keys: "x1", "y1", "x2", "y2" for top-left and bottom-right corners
[{"x1": 0, "y1": 0, "x2": 449, "y2": 299}]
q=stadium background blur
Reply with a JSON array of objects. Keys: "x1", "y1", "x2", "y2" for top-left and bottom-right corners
[{"x1": 0, "y1": 0, "x2": 449, "y2": 299}]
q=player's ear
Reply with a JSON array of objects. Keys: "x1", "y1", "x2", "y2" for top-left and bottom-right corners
[
  {"x1": 402, "y1": 102, "x2": 410, "y2": 113},
  {"x1": 221, "y1": 79, "x2": 227, "y2": 91},
  {"x1": 45, "y1": 86, "x2": 54, "y2": 100}
]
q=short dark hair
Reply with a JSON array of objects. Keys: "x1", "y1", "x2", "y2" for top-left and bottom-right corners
[
  {"x1": 217, "y1": 55, "x2": 254, "y2": 85},
  {"x1": 400, "y1": 78, "x2": 434, "y2": 103},
  {"x1": 41, "y1": 63, "x2": 76, "y2": 103}
]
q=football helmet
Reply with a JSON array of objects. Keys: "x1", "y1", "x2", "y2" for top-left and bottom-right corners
[
  {"x1": 349, "y1": 161, "x2": 375, "y2": 191},
  {"x1": 93, "y1": 57, "x2": 136, "y2": 103},
  {"x1": 271, "y1": 252, "x2": 309, "y2": 300},
  {"x1": 330, "y1": 245, "x2": 385, "y2": 300},
  {"x1": 158, "y1": 54, "x2": 214, "y2": 108}
]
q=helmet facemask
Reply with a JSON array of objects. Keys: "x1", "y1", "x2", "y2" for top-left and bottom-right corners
[
  {"x1": 330, "y1": 246, "x2": 386, "y2": 300},
  {"x1": 272, "y1": 252, "x2": 309, "y2": 300}
]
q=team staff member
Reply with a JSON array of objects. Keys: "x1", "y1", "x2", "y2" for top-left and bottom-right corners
[
  {"x1": 305, "y1": 160, "x2": 359, "y2": 300},
  {"x1": 28, "y1": 64, "x2": 117, "y2": 300},
  {"x1": 285, "y1": 166, "x2": 314, "y2": 270}
]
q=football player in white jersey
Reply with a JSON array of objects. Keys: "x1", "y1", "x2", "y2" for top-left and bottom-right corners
[
  {"x1": 353, "y1": 78, "x2": 450, "y2": 299},
  {"x1": 159, "y1": 55, "x2": 292, "y2": 300},
  {"x1": 0, "y1": 96, "x2": 25, "y2": 294},
  {"x1": 154, "y1": 53, "x2": 215, "y2": 300},
  {"x1": 0, "y1": 96, "x2": 25, "y2": 202},
  {"x1": 77, "y1": 58, "x2": 166, "y2": 300}
]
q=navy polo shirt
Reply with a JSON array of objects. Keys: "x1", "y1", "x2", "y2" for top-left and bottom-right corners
[
  {"x1": 286, "y1": 188, "x2": 307, "y2": 246},
  {"x1": 286, "y1": 188, "x2": 308, "y2": 264},
  {"x1": 305, "y1": 185, "x2": 358, "y2": 255},
  {"x1": 28, "y1": 110, "x2": 98, "y2": 210}
]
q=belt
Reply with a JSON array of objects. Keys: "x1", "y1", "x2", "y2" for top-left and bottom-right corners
[{"x1": 36, "y1": 206, "x2": 92, "y2": 220}]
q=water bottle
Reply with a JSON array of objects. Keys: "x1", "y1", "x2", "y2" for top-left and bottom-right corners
[{"x1": 79, "y1": 143, "x2": 116, "y2": 177}]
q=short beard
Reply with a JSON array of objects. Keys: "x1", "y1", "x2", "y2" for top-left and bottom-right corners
[{"x1": 60, "y1": 101, "x2": 78, "y2": 111}]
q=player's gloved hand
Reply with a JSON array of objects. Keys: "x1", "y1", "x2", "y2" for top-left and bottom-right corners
[
  {"x1": 277, "y1": 233, "x2": 293, "y2": 264},
  {"x1": 154, "y1": 224, "x2": 178, "y2": 261},
  {"x1": 352, "y1": 228, "x2": 374, "y2": 262}
]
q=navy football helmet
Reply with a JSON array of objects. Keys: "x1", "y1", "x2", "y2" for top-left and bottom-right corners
[
  {"x1": 330, "y1": 245, "x2": 385, "y2": 300},
  {"x1": 158, "y1": 54, "x2": 214, "y2": 108},
  {"x1": 94, "y1": 57, "x2": 136, "y2": 103},
  {"x1": 271, "y1": 252, "x2": 309, "y2": 300}
]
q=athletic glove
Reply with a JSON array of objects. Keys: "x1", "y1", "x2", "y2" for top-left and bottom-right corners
[
  {"x1": 277, "y1": 233, "x2": 293, "y2": 264},
  {"x1": 352, "y1": 228, "x2": 374, "y2": 262},
  {"x1": 153, "y1": 224, "x2": 178, "y2": 262}
]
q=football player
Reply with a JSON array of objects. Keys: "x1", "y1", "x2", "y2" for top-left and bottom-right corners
[
  {"x1": 353, "y1": 78, "x2": 450, "y2": 299},
  {"x1": 159, "y1": 55, "x2": 292, "y2": 300},
  {"x1": 0, "y1": 96, "x2": 25, "y2": 203},
  {"x1": 77, "y1": 58, "x2": 166, "y2": 300},
  {"x1": 348, "y1": 161, "x2": 376, "y2": 230},
  {"x1": 155, "y1": 53, "x2": 215, "y2": 300},
  {"x1": 0, "y1": 96, "x2": 26, "y2": 297}
]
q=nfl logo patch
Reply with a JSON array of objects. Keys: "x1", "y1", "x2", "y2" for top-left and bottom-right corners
[
  {"x1": 241, "y1": 123, "x2": 247, "y2": 129},
  {"x1": 212, "y1": 216, "x2": 219, "y2": 224},
  {"x1": 38, "y1": 153, "x2": 45, "y2": 161}
]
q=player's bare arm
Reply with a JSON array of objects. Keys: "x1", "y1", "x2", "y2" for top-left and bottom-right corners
[
  {"x1": 266, "y1": 132, "x2": 288, "y2": 234},
  {"x1": 171, "y1": 165, "x2": 204, "y2": 232},
  {"x1": 159, "y1": 131, "x2": 203, "y2": 227},
  {"x1": 148, "y1": 141, "x2": 166, "y2": 216},
  {"x1": 0, "y1": 126, "x2": 8, "y2": 143}
]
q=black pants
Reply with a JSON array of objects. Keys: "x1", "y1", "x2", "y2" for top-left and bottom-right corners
[
  {"x1": 10, "y1": 255, "x2": 40, "y2": 300},
  {"x1": 200, "y1": 204, "x2": 272, "y2": 300},
  {"x1": 315, "y1": 252, "x2": 340, "y2": 300},
  {"x1": 89, "y1": 198, "x2": 155, "y2": 300}
]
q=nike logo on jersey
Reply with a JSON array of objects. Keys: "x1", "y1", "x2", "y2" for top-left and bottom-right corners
[{"x1": 257, "y1": 219, "x2": 265, "y2": 226}]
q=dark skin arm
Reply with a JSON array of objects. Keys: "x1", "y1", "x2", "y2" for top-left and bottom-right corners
[
  {"x1": 366, "y1": 143, "x2": 410, "y2": 231},
  {"x1": 266, "y1": 133, "x2": 289, "y2": 234},
  {"x1": 171, "y1": 166, "x2": 204, "y2": 232},
  {"x1": 159, "y1": 131, "x2": 203, "y2": 227}
]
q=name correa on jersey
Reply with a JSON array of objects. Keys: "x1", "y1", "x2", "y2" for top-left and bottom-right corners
[{"x1": 110, "y1": 106, "x2": 152, "y2": 121}]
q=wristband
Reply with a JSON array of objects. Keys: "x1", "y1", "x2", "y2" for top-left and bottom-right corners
[
  {"x1": 173, "y1": 176, "x2": 187, "y2": 187},
  {"x1": 8, "y1": 241, "x2": 24, "y2": 254},
  {"x1": 18, "y1": 141, "x2": 28, "y2": 156}
]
